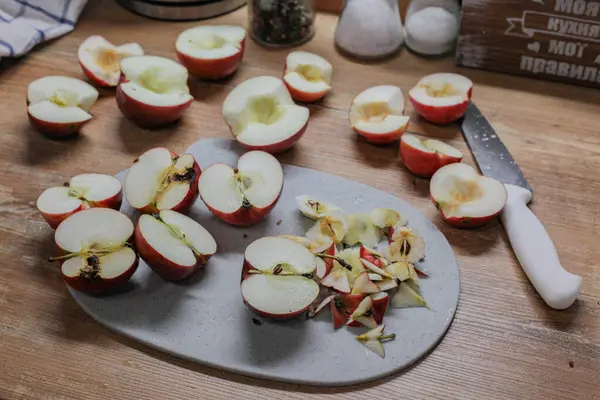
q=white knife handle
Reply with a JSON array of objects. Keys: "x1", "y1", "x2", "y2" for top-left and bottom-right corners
[{"x1": 499, "y1": 184, "x2": 582, "y2": 310}]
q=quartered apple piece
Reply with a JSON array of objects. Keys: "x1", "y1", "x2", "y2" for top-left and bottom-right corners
[
  {"x1": 306, "y1": 211, "x2": 349, "y2": 244},
  {"x1": 400, "y1": 132, "x2": 463, "y2": 178},
  {"x1": 430, "y1": 163, "x2": 507, "y2": 228},
  {"x1": 27, "y1": 76, "x2": 99, "y2": 138},
  {"x1": 350, "y1": 85, "x2": 410, "y2": 144},
  {"x1": 370, "y1": 292, "x2": 389, "y2": 325},
  {"x1": 331, "y1": 293, "x2": 365, "y2": 329},
  {"x1": 51, "y1": 208, "x2": 138, "y2": 294},
  {"x1": 135, "y1": 210, "x2": 217, "y2": 281},
  {"x1": 347, "y1": 296, "x2": 377, "y2": 328},
  {"x1": 359, "y1": 246, "x2": 387, "y2": 268},
  {"x1": 321, "y1": 260, "x2": 351, "y2": 294},
  {"x1": 351, "y1": 272, "x2": 380, "y2": 295},
  {"x1": 283, "y1": 51, "x2": 333, "y2": 103},
  {"x1": 386, "y1": 227, "x2": 426, "y2": 263},
  {"x1": 222, "y1": 76, "x2": 310, "y2": 153},
  {"x1": 124, "y1": 147, "x2": 200, "y2": 214},
  {"x1": 360, "y1": 258, "x2": 394, "y2": 279},
  {"x1": 117, "y1": 56, "x2": 193, "y2": 128},
  {"x1": 376, "y1": 278, "x2": 398, "y2": 292},
  {"x1": 78, "y1": 35, "x2": 144, "y2": 87},
  {"x1": 241, "y1": 237, "x2": 319, "y2": 319},
  {"x1": 295, "y1": 195, "x2": 341, "y2": 220},
  {"x1": 176, "y1": 25, "x2": 246, "y2": 80},
  {"x1": 36, "y1": 173, "x2": 122, "y2": 229},
  {"x1": 391, "y1": 281, "x2": 428, "y2": 308},
  {"x1": 343, "y1": 214, "x2": 380, "y2": 248},
  {"x1": 355, "y1": 324, "x2": 396, "y2": 358},
  {"x1": 409, "y1": 73, "x2": 473, "y2": 124},
  {"x1": 199, "y1": 150, "x2": 283, "y2": 226}
]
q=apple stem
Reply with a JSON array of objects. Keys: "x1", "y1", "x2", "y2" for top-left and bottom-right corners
[
  {"x1": 380, "y1": 333, "x2": 396, "y2": 341},
  {"x1": 316, "y1": 254, "x2": 353, "y2": 271}
]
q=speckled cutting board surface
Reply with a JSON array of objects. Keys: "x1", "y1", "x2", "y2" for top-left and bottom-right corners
[{"x1": 68, "y1": 138, "x2": 460, "y2": 386}]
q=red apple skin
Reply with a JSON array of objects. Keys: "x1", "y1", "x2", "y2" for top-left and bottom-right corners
[
  {"x1": 410, "y1": 96, "x2": 469, "y2": 125},
  {"x1": 39, "y1": 191, "x2": 122, "y2": 230},
  {"x1": 176, "y1": 39, "x2": 245, "y2": 80},
  {"x1": 202, "y1": 190, "x2": 282, "y2": 227},
  {"x1": 353, "y1": 124, "x2": 408, "y2": 145},
  {"x1": 284, "y1": 82, "x2": 329, "y2": 103},
  {"x1": 331, "y1": 294, "x2": 365, "y2": 329},
  {"x1": 320, "y1": 242, "x2": 336, "y2": 273},
  {"x1": 27, "y1": 111, "x2": 89, "y2": 139},
  {"x1": 134, "y1": 222, "x2": 211, "y2": 281},
  {"x1": 134, "y1": 156, "x2": 201, "y2": 215},
  {"x1": 371, "y1": 293, "x2": 389, "y2": 325},
  {"x1": 80, "y1": 61, "x2": 114, "y2": 88},
  {"x1": 432, "y1": 195, "x2": 505, "y2": 228},
  {"x1": 359, "y1": 246, "x2": 385, "y2": 268},
  {"x1": 116, "y1": 73, "x2": 193, "y2": 128},
  {"x1": 231, "y1": 120, "x2": 309, "y2": 154},
  {"x1": 400, "y1": 139, "x2": 463, "y2": 178}
]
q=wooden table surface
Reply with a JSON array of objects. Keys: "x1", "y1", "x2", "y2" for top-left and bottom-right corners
[{"x1": 1, "y1": 2, "x2": 599, "y2": 399}]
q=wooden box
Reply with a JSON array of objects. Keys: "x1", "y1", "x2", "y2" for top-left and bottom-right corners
[{"x1": 456, "y1": 0, "x2": 600, "y2": 88}]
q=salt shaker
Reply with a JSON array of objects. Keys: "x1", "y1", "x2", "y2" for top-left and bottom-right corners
[
  {"x1": 334, "y1": 0, "x2": 404, "y2": 60},
  {"x1": 249, "y1": 0, "x2": 316, "y2": 47},
  {"x1": 404, "y1": 0, "x2": 461, "y2": 56}
]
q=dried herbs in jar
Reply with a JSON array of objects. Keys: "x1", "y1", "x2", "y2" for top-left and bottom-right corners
[{"x1": 249, "y1": 0, "x2": 315, "y2": 47}]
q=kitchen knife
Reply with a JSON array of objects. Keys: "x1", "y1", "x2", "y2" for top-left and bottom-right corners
[{"x1": 460, "y1": 103, "x2": 582, "y2": 310}]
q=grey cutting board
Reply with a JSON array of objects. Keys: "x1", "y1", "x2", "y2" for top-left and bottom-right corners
[{"x1": 68, "y1": 138, "x2": 460, "y2": 386}]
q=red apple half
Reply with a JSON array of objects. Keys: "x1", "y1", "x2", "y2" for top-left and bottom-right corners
[
  {"x1": 116, "y1": 55, "x2": 194, "y2": 128},
  {"x1": 53, "y1": 208, "x2": 138, "y2": 294},
  {"x1": 176, "y1": 25, "x2": 246, "y2": 80},
  {"x1": 199, "y1": 150, "x2": 283, "y2": 226},
  {"x1": 283, "y1": 51, "x2": 333, "y2": 103},
  {"x1": 409, "y1": 73, "x2": 473, "y2": 124},
  {"x1": 27, "y1": 76, "x2": 99, "y2": 138},
  {"x1": 78, "y1": 35, "x2": 144, "y2": 88},
  {"x1": 37, "y1": 173, "x2": 122, "y2": 229},
  {"x1": 241, "y1": 237, "x2": 319, "y2": 319},
  {"x1": 222, "y1": 76, "x2": 310, "y2": 153},
  {"x1": 135, "y1": 210, "x2": 217, "y2": 281},
  {"x1": 400, "y1": 132, "x2": 463, "y2": 178},
  {"x1": 124, "y1": 147, "x2": 200, "y2": 214},
  {"x1": 350, "y1": 85, "x2": 410, "y2": 144},
  {"x1": 430, "y1": 163, "x2": 507, "y2": 228}
]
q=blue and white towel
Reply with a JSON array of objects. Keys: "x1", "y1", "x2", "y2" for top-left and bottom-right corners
[{"x1": 0, "y1": 0, "x2": 87, "y2": 61}]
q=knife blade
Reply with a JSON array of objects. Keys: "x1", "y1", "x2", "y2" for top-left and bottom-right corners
[{"x1": 460, "y1": 103, "x2": 582, "y2": 310}]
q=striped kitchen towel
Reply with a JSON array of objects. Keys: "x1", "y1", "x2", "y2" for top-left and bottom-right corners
[{"x1": 0, "y1": 0, "x2": 87, "y2": 60}]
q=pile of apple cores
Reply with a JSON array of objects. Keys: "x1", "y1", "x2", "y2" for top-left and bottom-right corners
[
  {"x1": 240, "y1": 195, "x2": 430, "y2": 357},
  {"x1": 37, "y1": 146, "x2": 220, "y2": 292}
]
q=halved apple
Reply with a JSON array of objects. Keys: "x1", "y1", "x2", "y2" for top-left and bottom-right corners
[
  {"x1": 430, "y1": 163, "x2": 507, "y2": 228},
  {"x1": 279, "y1": 235, "x2": 336, "y2": 279},
  {"x1": 222, "y1": 76, "x2": 310, "y2": 153},
  {"x1": 400, "y1": 132, "x2": 463, "y2": 178},
  {"x1": 409, "y1": 73, "x2": 473, "y2": 124},
  {"x1": 27, "y1": 76, "x2": 99, "y2": 138},
  {"x1": 124, "y1": 147, "x2": 200, "y2": 214},
  {"x1": 199, "y1": 150, "x2": 283, "y2": 226},
  {"x1": 331, "y1": 293, "x2": 365, "y2": 329},
  {"x1": 78, "y1": 35, "x2": 143, "y2": 88},
  {"x1": 176, "y1": 25, "x2": 246, "y2": 80},
  {"x1": 283, "y1": 51, "x2": 333, "y2": 103},
  {"x1": 51, "y1": 208, "x2": 138, "y2": 294},
  {"x1": 240, "y1": 237, "x2": 319, "y2": 319},
  {"x1": 37, "y1": 173, "x2": 122, "y2": 229},
  {"x1": 135, "y1": 210, "x2": 217, "y2": 281},
  {"x1": 116, "y1": 55, "x2": 193, "y2": 128},
  {"x1": 350, "y1": 85, "x2": 410, "y2": 144},
  {"x1": 295, "y1": 195, "x2": 341, "y2": 220}
]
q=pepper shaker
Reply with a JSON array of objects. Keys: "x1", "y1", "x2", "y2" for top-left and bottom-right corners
[
  {"x1": 404, "y1": 0, "x2": 461, "y2": 56},
  {"x1": 248, "y1": 0, "x2": 316, "y2": 47}
]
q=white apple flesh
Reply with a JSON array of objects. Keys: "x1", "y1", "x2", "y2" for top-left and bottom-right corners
[
  {"x1": 241, "y1": 237, "x2": 319, "y2": 319},
  {"x1": 400, "y1": 132, "x2": 463, "y2": 178},
  {"x1": 430, "y1": 163, "x2": 507, "y2": 228},
  {"x1": 135, "y1": 210, "x2": 217, "y2": 281},
  {"x1": 176, "y1": 25, "x2": 246, "y2": 80},
  {"x1": 283, "y1": 51, "x2": 333, "y2": 103},
  {"x1": 222, "y1": 76, "x2": 310, "y2": 153},
  {"x1": 409, "y1": 73, "x2": 473, "y2": 124},
  {"x1": 124, "y1": 147, "x2": 201, "y2": 214},
  {"x1": 295, "y1": 195, "x2": 341, "y2": 220},
  {"x1": 53, "y1": 208, "x2": 138, "y2": 294},
  {"x1": 350, "y1": 85, "x2": 410, "y2": 144},
  {"x1": 117, "y1": 55, "x2": 193, "y2": 128},
  {"x1": 37, "y1": 173, "x2": 122, "y2": 229},
  {"x1": 199, "y1": 150, "x2": 283, "y2": 226},
  {"x1": 27, "y1": 76, "x2": 99, "y2": 138},
  {"x1": 78, "y1": 35, "x2": 144, "y2": 87}
]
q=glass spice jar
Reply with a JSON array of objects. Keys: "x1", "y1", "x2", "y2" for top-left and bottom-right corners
[{"x1": 249, "y1": 0, "x2": 316, "y2": 47}]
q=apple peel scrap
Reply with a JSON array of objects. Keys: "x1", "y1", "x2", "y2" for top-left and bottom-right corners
[{"x1": 355, "y1": 325, "x2": 396, "y2": 358}]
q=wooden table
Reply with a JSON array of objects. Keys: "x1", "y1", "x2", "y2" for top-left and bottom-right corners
[{"x1": 1, "y1": 1, "x2": 599, "y2": 399}]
